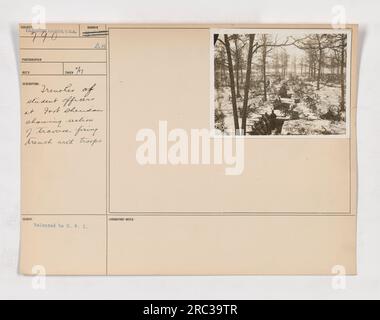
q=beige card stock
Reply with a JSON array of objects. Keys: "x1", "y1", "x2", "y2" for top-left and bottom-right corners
[{"x1": 19, "y1": 24, "x2": 358, "y2": 275}]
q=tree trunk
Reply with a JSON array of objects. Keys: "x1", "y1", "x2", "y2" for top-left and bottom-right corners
[
  {"x1": 317, "y1": 47, "x2": 322, "y2": 90},
  {"x1": 340, "y1": 35, "x2": 346, "y2": 111},
  {"x1": 234, "y1": 37, "x2": 241, "y2": 98},
  {"x1": 224, "y1": 35, "x2": 240, "y2": 132},
  {"x1": 262, "y1": 37, "x2": 267, "y2": 102},
  {"x1": 263, "y1": 57, "x2": 267, "y2": 101},
  {"x1": 241, "y1": 34, "x2": 255, "y2": 134},
  {"x1": 309, "y1": 62, "x2": 311, "y2": 78}
]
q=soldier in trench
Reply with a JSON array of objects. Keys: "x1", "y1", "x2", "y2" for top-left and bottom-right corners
[
  {"x1": 279, "y1": 82, "x2": 290, "y2": 98},
  {"x1": 269, "y1": 109, "x2": 277, "y2": 133}
]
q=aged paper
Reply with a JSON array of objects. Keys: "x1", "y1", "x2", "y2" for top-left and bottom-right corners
[{"x1": 19, "y1": 24, "x2": 358, "y2": 275}]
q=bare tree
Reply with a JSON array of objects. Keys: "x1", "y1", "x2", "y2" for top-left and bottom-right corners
[
  {"x1": 293, "y1": 34, "x2": 338, "y2": 90},
  {"x1": 259, "y1": 34, "x2": 275, "y2": 102},
  {"x1": 292, "y1": 56, "x2": 297, "y2": 76},
  {"x1": 273, "y1": 51, "x2": 280, "y2": 76},
  {"x1": 295, "y1": 33, "x2": 347, "y2": 113},
  {"x1": 223, "y1": 35, "x2": 240, "y2": 132},
  {"x1": 280, "y1": 51, "x2": 289, "y2": 78},
  {"x1": 241, "y1": 34, "x2": 255, "y2": 134},
  {"x1": 233, "y1": 35, "x2": 242, "y2": 98},
  {"x1": 338, "y1": 34, "x2": 347, "y2": 111}
]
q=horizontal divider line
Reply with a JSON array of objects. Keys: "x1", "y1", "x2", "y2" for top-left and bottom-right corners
[
  {"x1": 21, "y1": 74, "x2": 107, "y2": 76},
  {"x1": 21, "y1": 213, "x2": 353, "y2": 216},
  {"x1": 20, "y1": 48, "x2": 107, "y2": 50},
  {"x1": 21, "y1": 61, "x2": 106, "y2": 63},
  {"x1": 20, "y1": 36, "x2": 106, "y2": 39}
]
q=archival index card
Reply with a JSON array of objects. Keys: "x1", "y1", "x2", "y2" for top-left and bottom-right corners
[{"x1": 19, "y1": 24, "x2": 358, "y2": 275}]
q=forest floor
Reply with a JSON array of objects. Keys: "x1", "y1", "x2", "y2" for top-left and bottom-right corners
[{"x1": 215, "y1": 76, "x2": 346, "y2": 135}]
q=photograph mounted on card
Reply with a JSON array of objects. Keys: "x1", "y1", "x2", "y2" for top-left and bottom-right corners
[{"x1": 19, "y1": 24, "x2": 358, "y2": 276}]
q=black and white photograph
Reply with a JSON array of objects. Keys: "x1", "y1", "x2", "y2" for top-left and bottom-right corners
[{"x1": 213, "y1": 29, "x2": 351, "y2": 136}]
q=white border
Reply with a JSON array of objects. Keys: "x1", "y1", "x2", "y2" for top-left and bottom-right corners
[{"x1": 210, "y1": 28, "x2": 352, "y2": 139}]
